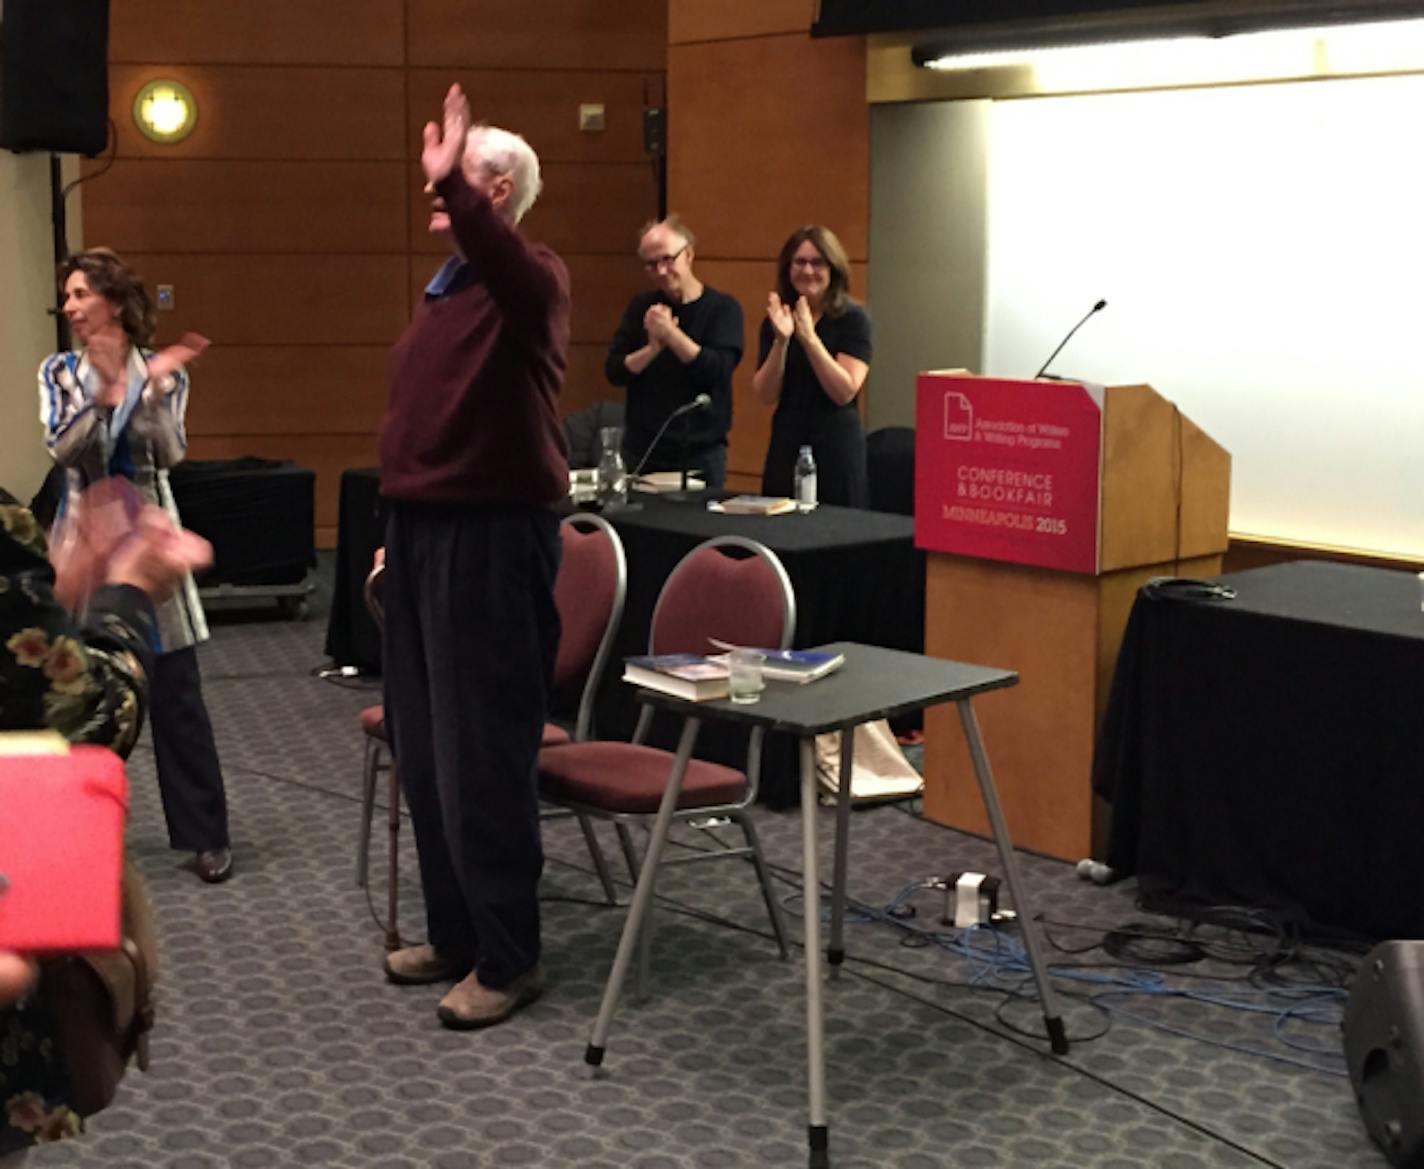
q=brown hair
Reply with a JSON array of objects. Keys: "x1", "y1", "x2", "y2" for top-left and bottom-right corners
[
  {"x1": 775, "y1": 225, "x2": 853, "y2": 317},
  {"x1": 58, "y1": 248, "x2": 156, "y2": 348}
]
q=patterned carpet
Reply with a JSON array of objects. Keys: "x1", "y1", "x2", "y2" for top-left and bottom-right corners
[{"x1": 27, "y1": 587, "x2": 1385, "y2": 1169}]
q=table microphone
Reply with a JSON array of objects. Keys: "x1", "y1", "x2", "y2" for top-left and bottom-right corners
[
  {"x1": 629, "y1": 392, "x2": 712, "y2": 482},
  {"x1": 1033, "y1": 299, "x2": 1107, "y2": 380}
]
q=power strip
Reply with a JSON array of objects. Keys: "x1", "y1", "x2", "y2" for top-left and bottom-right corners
[{"x1": 919, "y1": 872, "x2": 1005, "y2": 927}]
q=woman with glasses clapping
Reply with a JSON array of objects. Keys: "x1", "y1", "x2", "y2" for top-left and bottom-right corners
[{"x1": 752, "y1": 225, "x2": 872, "y2": 508}]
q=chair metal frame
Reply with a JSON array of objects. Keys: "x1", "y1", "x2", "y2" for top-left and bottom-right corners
[
  {"x1": 355, "y1": 512, "x2": 631, "y2": 945},
  {"x1": 354, "y1": 562, "x2": 402, "y2": 949},
  {"x1": 540, "y1": 535, "x2": 797, "y2": 997}
]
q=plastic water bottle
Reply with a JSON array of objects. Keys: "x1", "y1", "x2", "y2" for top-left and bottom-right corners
[{"x1": 793, "y1": 445, "x2": 817, "y2": 509}]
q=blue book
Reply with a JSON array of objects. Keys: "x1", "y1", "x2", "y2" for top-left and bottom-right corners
[{"x1": 708, "y1": 643, "x2": 845, "y2": 684}]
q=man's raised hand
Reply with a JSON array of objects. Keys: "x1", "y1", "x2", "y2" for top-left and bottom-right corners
[{"x1": 422, "y1": 83, "x2": 472, "y2": 187}]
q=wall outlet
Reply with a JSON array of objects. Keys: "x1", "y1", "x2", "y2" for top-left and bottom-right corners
[
  {"x1": 156, "y1": 284, "x2": 175, "y2": 311},
  {"x1": 579, "y1": 103, "x2": 605, "y2": 132}
]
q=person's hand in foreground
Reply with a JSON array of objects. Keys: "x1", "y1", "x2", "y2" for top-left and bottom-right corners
[
  {"x1": 0, "y1": 952, "x2": 36, "y2": 1006},
  {"x1": 51, "y1": 481, "x2": 212, "y2": 611}
]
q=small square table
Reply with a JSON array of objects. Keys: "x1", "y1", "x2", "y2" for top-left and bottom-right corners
[{"x1": 584, "y1": 642, "x2": 1068, "y2": 1169}]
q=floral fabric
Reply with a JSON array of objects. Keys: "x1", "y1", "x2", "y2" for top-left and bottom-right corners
[
  {"x1": 0, "y1": 502, "x2": 152, "y2": 755},
  {"x1": 0, "y1": 491, "x2": 157, "y2": 1155}
]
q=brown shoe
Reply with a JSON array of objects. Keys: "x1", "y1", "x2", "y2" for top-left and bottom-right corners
[
  {"x1": 436, "y1": 965, "x2": 545, "y2": 1030},
  {"x1": 383, "y1": 944, "x2": 471, "y2": 986}
]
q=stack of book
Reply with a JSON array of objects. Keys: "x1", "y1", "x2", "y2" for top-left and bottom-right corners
[
  {"x1": 622, "y1": 653, "x2": 730, "y2": 701},
  {"x1": 623, "y1": 645, "x2": 845, "y2": 699},
  {"x1": 632, "y1": 471, "x2": 705, "y2": 494},
  {"x1": 711, "y1": 495, "x2": 796, "y2": 516}
]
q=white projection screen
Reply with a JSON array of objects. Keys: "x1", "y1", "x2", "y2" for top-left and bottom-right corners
[{"x1": 983, "y1": 75, "x2": 1424, "y2": 557}]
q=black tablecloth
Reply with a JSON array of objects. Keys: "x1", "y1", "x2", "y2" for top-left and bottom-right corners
[
  {"x1": 323, "y1": 467, "x2": 384, "y2": 670},
  {"x1": 1093, "y1": 561, "x2": 1424, "y2": 939},
  {"x1": 170, "y1": 457, "x2": 315, "y2": 587},
  {"x1": 324, "y1": 479, "x2": 926, "y2": 804}
]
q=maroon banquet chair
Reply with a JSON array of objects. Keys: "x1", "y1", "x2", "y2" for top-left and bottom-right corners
[
  {"x1": 537, "y1": 535, "x2": 796, "y2": 996},
  {"x1": 354, "y1": 512, "x2": 629, "y2": 941},
  {"x1": 540, "y1": 512, "x2": 629, "y2": 903}
]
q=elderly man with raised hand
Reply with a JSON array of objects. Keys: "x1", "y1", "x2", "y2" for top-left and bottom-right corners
[
  {"x1": 604, "y1": 215, "x2": 743, "y2": 489},
  {"x1": 376, "y1": 83, "x2": 569, "y2": 1030}
]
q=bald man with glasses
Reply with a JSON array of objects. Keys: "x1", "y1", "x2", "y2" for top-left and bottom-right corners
[{"x1": 604, "y1": 216, "x2": 743, "y2": 488}]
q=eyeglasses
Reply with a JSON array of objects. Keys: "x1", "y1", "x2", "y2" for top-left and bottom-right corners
[
  {"x1": 641, "y1": 245, "x2": 688, "y2": 272},
  {"x1": 791, "y1": 256, "x2": 829, "y2": 271}
]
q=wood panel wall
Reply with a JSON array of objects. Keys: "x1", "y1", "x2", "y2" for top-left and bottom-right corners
[
  {"x1": 86, "y1": 1, "x2": 666, "y2": 545},
  {"x1": 666, "y1": 1, "x2": 868, "y2": 489}
]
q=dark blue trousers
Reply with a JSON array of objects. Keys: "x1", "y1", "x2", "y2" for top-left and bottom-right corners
[
  {"x1": 150, "y1": 645, "x2": 229, "y2": 851},
  {"x1": 382, "y1": 502, "x2": 560, "y2": 987}
]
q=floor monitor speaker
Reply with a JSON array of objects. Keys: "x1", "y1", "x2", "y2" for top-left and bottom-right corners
[
  {"x1": 1344, "y1": 940, "x2": 1424, "y2": 1168},
  {"x1": 0, "y1": 0, "x2": 111, "y2": 156}
]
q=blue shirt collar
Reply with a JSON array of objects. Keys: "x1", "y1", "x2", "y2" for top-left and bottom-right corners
[{"x1": 425, "y1": 256, "x2": 474, "y2": 299}]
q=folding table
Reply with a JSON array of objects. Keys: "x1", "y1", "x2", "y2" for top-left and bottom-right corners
[{"x1": 585, "y1": 641, "x2": 1068, "y2": 1168}]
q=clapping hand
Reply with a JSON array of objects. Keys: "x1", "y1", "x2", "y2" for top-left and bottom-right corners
[
  {"x1": 422, "y1": 83, "x2": 472, "y2": 188},
  {"x1": 105, "y1": 510, "x2": 213, "y2": 604},
  {"x1": 51, "y1": 479, "x2": 212, "y2": 610},
  {"x1": 643, "y1": 303, "x2": 678, "y2": 347},
  {"x1": 791, "y1": 296, "x2": 816, "y2": 342},
  {"x1": 766, "y1": 292, "x2": 794, "y2": 341},
  {"x1": 146, "y1": 332, "x2": 209, "y2": 386}
]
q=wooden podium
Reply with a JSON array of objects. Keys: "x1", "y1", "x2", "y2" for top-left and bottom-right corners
[{"x1": 915, "y1": 374, "x2": 1229, "y2": 861}]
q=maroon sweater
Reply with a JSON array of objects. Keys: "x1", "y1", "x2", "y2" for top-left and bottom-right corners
[{"x1": 379, "y1": 171, "x2": 570, "y2": 507}]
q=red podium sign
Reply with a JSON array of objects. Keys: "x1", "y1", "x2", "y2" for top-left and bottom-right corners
[{"x1": 914, "y1": 373, "x2": 1104, "y2": 573}]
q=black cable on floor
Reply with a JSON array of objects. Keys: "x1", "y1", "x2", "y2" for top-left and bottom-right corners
[
  {"x1": 843, "y1": 963, "x2": 1290, "y2": 1169},
  {"x1": 196, "y1": 758, "x2": 1325, "y2": 1167}
]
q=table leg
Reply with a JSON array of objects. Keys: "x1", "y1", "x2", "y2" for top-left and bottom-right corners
[
  {"x1": 956, "y1": 699, "x2": 1070, "y2": 1055},
  {"x1": 585, "y1": 717, "x2": 700, "y2": 1068},
  {"x1": 800, "y1": 736, "x2": 830, "y2": 1168},
  {"x1": 828, "y1": 726, "x2": 855, "y2": 976}
]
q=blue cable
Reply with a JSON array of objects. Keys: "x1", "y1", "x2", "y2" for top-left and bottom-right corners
[{"x1": 788, "y1": 880, "x2": 1351, "y2": 1077}]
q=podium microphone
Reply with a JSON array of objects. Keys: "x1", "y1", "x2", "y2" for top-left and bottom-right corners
[
  {"x1": 1033, "y1": 299, "x2": 1107, "y2": 380},
  {"x1": 630, "y1": 392, "x2": 712, "y2": 482}
]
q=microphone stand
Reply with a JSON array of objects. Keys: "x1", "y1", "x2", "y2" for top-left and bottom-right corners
[
  {"x1": 1034, "y1": 299, "x2": 1107, "y2": 380},
  {"x1": 626, "y1": 396, "x2": 710, "y2": 505},
  {"x1": 663, "y1": 414, "x2": 706, "y2": 503}
]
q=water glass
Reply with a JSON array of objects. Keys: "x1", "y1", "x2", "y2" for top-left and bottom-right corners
[
  {"x1": 596, "y1": 426, "x2": 628, "y2": 508},
  {"x1": 727, "y1": 648, "x2": 766, "y2": 705}
]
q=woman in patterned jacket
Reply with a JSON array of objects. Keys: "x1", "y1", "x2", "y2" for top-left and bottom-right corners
[{"x1": 39, "y1": 248, "x2": 233, "y2": 885}]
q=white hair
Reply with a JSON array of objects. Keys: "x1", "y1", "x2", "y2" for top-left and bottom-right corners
[{"x1": 465, "y1": 124, "x2": 542, "y2": 223}]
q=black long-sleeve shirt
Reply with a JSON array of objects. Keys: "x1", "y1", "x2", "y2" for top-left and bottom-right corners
[{"x1": 604, "y1": 286, "x2": 742, "y2": 468}]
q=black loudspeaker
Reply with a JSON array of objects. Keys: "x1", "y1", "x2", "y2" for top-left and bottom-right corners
[
  {"x1": 642, "y1": 106, "x2": 666, "y2": 158},
  {"x1": 1344, "y1": 941, "x2": 1424, "y2": 1168},
  {"x1": 0, "y1": 0, "x2": 111, "y2": 155}
]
